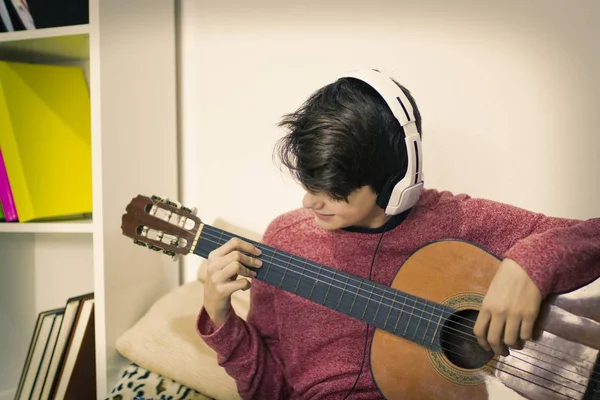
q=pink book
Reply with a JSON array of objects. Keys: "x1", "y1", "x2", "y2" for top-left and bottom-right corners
[{"x1": 0, "y1": 147, "x2": 18, "y2": 221}]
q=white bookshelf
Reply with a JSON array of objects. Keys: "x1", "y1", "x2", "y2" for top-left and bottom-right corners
[
  {"x1": 0, "y1": 24, "x2": 89, "y2": 54},
  {"x1": 0, "y1": 24, "x2": 89, "y2": 41},
  {"x1": 0, "y1": 221, "x2": 94, "y2": 233},
  {"x1": 0, "y1": 1, "x2": 180, "y2": 399}
]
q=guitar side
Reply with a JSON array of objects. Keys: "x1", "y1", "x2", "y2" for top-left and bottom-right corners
[{"x1": 370, "y1": 240, "x2": 600, "y2": 400}]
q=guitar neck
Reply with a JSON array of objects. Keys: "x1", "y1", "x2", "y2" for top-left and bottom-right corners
[{"x1": 193, "y1": 224, "x2": 453, "y2": 351}]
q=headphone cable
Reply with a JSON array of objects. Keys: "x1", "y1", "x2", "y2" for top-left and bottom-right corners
[{"x1": 343, "y1": 229, "x2": 386, "y2": 399}]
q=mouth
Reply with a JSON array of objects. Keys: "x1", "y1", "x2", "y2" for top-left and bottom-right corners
[{"x1": 313, "y1": 211, "x2": 334, "y2": 220}]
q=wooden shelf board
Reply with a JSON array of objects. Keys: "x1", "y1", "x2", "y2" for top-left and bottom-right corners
[
  {"x1": 0, "y1": 24, "x2": 90, "y2": 63},
  {"x1": 0, "y1": 220, "x2": 93, "y2": 233},
  {"x1": 0, "y1": 24, "x2": 89, "y2": 43}
]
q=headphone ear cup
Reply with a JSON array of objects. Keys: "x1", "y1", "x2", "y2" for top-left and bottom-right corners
[{"x1": 376, "y1": 173, "x2": 402, "y2": 209}]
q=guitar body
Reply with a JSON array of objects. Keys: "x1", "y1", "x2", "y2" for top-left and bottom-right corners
[{"x1": 371, "y1": 240, "x2": 600, "y2": 400}]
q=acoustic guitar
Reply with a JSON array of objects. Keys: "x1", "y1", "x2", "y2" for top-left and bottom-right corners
[{"x1": 121, "y1": 194, "x2": 600, "y2": 400}]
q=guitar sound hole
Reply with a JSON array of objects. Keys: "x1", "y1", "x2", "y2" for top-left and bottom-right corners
[{"x1": 440, "y1": 309, "x2": 495, "y2": 369}]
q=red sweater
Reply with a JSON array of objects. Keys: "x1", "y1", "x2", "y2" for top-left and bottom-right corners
[{"x1": 196, "y1": 188, "x2": 600, "y2": 399}]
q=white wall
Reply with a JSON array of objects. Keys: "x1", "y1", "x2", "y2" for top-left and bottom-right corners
[{"x1": 179, "y1": 0, "x2": 600, "y2": 281}]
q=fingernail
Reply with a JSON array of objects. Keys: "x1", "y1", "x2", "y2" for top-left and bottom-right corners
[
  {"x1": 255, "y1": 247, "x2": 262, "y2": 255},
  {"x1": 255, "y1": 259, "x2": 263, "y2": 266}
]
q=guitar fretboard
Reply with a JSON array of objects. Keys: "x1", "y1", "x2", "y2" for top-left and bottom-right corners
[{"x1": 194, "y1": 224, "x2": 454, "y2": 351}]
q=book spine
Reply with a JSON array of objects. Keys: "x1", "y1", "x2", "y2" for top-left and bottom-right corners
[{"x1": 0, "y1": 147, "x2": 18, "y2": 221}]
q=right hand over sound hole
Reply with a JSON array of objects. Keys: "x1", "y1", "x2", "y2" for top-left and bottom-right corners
[{"x1": 441, "y1": 309, "x2": 496, "y2": 369}]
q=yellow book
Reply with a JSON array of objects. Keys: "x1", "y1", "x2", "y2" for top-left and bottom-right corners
[{"x1": 0, "y1": 61, "x2": 92, "y2": 222}]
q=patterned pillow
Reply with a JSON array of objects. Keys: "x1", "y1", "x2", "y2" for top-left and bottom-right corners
[{"x1": 106, "y1": 363, "x2": 213, "y2": 400}]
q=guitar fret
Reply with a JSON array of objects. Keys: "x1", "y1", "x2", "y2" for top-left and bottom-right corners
[
  {"x1": 293, "y1": 259, "x2": 306, "y2": 294},
  {"x1": 431, "y1": 307, "x2": 444, "y2": 347},
  {"x1": 279, "y1": 254, "x2": 292, "y2": 287},
  {"x1": 413, "y1": 304, "x2": 422, "y2": 342},
  {"x1": 421, "y1": 304, "x2": 432, "y2": 345},
  {"x1": 264, "y1": 250, "x2": 275, "y2": 280},
  {"x1": 403, "y1": 298, "x2": 413, "y2": 337},
  {"x1": 372, "y1": 289, "x2": 383, "y2": 326},
  {"x1": 321, "y1": 266, "x2": 332, "y2": 305},
  {"x1": 335, "y1": 275, "x2": 349, "y2": 311},
  {"x1": 393, "y1": 296, "x2": 406, "y2": 334},
  {"x1": 308, "y1": 273, "x2": 318, "y2": 300},
  {"x1": 349, "y1": 280, "x2": 362, "y2": 315},
  {"x1": 362, "y1": 284, "x2": 375, "y2": 321},
  {"x1": 194, "y1": 226, "x2": 454, "y2": 353},
  {"x1": 383, "y1": 291, "x2": 396, "y2": 330}
]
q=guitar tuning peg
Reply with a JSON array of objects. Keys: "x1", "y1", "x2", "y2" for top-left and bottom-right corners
[
  {"x1": 133, "y1": 239, "x2": 147, "y2": 247},
  {"x1": 181, "y1": 206, "x2": 192, "y2": 213},
  {"x1": 151, "y1": 194, "x2": 165, "y2": 202},
  {"x1": 163, "y1": 249, "x2": 175, "y2": 257},
  {"x1": 148, "y1": 244, "x2": 162, "y2": 252}
]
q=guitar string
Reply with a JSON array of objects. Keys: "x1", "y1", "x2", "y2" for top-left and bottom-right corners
[
  {"x1": 404, "y1": 328, "x2": 586, "y2": 398},
  {"x1": 435, "y1": 325, "x2": 600, "y2": 390},
  {"x1": 440, "y1": 335, "x2": 593, "y2": 395},
  {"x1": 505, "y1": 345, "x2": 599, "y2": 385},
  {"x1": 513, "y1": 342, "x2": 599, "y2": 379},
  {"x1": 491, "y1": 350, "x2": 593, "y2": 391},
  {"x1": 141, "y1": 207, "x2": 600, "y2": 394},
  {"x1": 198, "y1": 226, "x2": 599, "y2": 371},
  {"x1": 196, "y1": 228, "x2": 600, "y2": 386},
  {"x1": 152, "y1": 205, "x2": 597, "y2": 373},
  {"x1": 188, "y1": 235, "x2": 590, "y2": 397},
  {"x1": 158, "y1": 206, "x2": 595, "y2": 372},
  {"x1": 194, "y1": 231, "x2": 597, "y2": 397},
  {"x1": 142, "y1": 214, "x2": 598, "y2": 394},
  {"x1": 196, "y1": 227, "x2": 600, "y2": 375},
  {"x1": 441, "y1": 348, "x2": 584, "y2": 398},
  {"x1": 423, "y1": 324, "x2": 594, "y2": 394}
]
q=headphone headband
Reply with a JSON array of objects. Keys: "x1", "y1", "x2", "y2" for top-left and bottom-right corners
[{"x1": 337, "y1": 69, "x2": 424, "y2": 215}]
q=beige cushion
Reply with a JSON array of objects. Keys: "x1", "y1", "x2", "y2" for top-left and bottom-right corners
[{"x1": 116, "y1": 219, "x2": 261, "y2": 400}]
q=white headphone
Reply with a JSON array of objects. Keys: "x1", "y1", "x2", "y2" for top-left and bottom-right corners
[{"x1": 338, "y1": 69, "x2": 424, "y2": 215}]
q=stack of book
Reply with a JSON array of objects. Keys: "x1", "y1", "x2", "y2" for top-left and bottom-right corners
[
  {"x1": 0, "y1": 60, "x2": 92, "y2": 223},
  {"x1": 0, "y1": 0, "x2": 89, "y2": 32},
  {"x1": 0, "y1": 0, "x2": 35, "y2": 32},
  {"x1": 14, "y1": 292, "x2": 95, "y2": 400}
]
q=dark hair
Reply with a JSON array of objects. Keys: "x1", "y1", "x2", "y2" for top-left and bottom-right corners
[{"x1": 274, "y1": 75, "x2": 422, "y2": 202}]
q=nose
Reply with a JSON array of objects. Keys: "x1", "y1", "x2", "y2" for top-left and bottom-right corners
[{"x1": 302, "y1": 191, "x2": 324, "y2": 210}]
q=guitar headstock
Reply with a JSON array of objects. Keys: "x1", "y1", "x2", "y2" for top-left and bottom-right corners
[{"x1": 121, "y1": 194, "x2": 202, "y2": 258}]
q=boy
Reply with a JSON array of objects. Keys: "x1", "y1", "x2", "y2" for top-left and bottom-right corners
[{"x1": 196, "y1": 69, "x2": 600, "y2": 399}]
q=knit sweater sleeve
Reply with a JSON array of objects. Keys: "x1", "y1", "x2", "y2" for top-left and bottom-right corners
[
  {"x1": 196, "y1": 217, "x2": 291, "y2": 400},
  {"x1": 445, "y1": 192, "x2": 600, "y2": 298}
]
